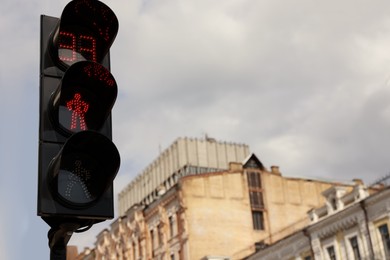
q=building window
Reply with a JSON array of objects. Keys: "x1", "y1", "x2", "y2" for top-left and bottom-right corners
[
  {"x1": 138, "y1": 238, "x2": 143, "y2": 258},
  {"x1": 252, "y1": 210, "x2": 264, "y2": 230},
  {"x1": 327, "y1": 245, "x2": 337, "y2": 260},
  {"x1": 247, "y1": 170, "x2": 265, "y2": 230},
  {"x1": 302, "y1": 251, "x2": 312, "y2": 260},
  {"x1": 245, "y1": 158, "x2": 263, "y2": 169},
  {"x1": 331, "y1": 198, "x2": 337, "y2": 211},
  {"x1": 158, "y1": 224, "x2": 164, "y2": 246},
  {"x1": 247, "y1": 171, "x2": 262, "y2": 188},
  {"x1": 379, "y1": 224, "x2": 390, "y2": 257},
  {"x1": 169, "y1": 215, "x2": 175, "y2": 238},
  {"x1": 150, "y1": 229, "x2": 155, "y2": 249},
  {"x1": 349, "y1": 236, "x2": 361, "y2": 260},
  {"x1": 132, "y1": 242, "x2": 136, "y2": 260},
  {"x1": 249, "y1": 191, "x2": 264, "y2": 209}
]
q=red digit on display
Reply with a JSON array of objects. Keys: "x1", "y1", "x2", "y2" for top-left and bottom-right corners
[
  {"x1": 79, "y1": 35, "x2": 97, "y2": 62},
  {"x1": 58, "y1": 32, "x2": 97, "y2": 64},
  {"x1": 59, "y1": 31, "x2": 76, "y2": 62}
]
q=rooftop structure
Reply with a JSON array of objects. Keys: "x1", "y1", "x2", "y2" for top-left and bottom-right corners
[{"x1": 118, "y1": 137, "x2": 250, "y2": 215}]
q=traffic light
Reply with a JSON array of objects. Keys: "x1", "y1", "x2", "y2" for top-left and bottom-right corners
[{"x1": 38, "y1": 0, "x2": 120, "y2": 226}]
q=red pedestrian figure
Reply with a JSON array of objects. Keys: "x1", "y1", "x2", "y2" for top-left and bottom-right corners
[{"x1": 66, "y1": 93, "x2": 89, "y2": 130}]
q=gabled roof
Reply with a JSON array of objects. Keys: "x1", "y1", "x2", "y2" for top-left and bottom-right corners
[{"x1": 243, "y1": 153, "x2": 265, "y2": 170}]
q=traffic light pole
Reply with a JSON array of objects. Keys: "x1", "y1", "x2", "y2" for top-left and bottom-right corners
[{"x1": 48, "y1": 223, "x2": 80, "y2": 260}]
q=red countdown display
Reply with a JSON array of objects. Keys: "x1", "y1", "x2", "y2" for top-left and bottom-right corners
[
  {"x1": 50, "y1": 0, "x2": 118, "y2": 69},
  {"x1": 58, "y1": 31, "x2": 97, "y2": 64}
]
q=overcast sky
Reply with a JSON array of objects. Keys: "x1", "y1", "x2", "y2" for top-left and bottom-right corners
[{"x1": 1, "y1": 0, "x2": 390, "y2": 258}]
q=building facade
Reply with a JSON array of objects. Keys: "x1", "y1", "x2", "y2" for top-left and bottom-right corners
[
  {"x1": 245, "y1": 181, "x2": 389, "y2": 260},
  {"x1": 74, "y1": 137, "x2": 358, "y2": 259}
]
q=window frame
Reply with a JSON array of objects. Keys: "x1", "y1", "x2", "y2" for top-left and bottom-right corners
[
  {"x1": 378, "y1": 223, "x2": 390, "y2": 258},
  {"x1": 246, "y1": 169, "x2": 265, "y2": 231},
  {"x1": 326, "y1": 245, "x2": 337, "y2": 260},
  {"x1": 322, "y1": 238, "x2": 338, "y2": 260},
  {"x1": 249, "y1": 191, "x2": 264, "y2": 209},
  {"x1": 343, "y1": 228, "x2": 363, "y2": 260},
  {"x1": 252, "y1": 210, "x2": 264, "y2": 230},
  {"x1": 349, "y1": 236, "x2": 361, "y2": 260},
  {"x1": 169, "y1": 215, "x2": 176, "y2": 238},
  {"x1": 247, "y1": 171, "x2": 262, "y2": 189}
]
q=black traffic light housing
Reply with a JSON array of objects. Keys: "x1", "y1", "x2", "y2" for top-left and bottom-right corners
[
  {"x1": 38, "y1": 0, "x2": 120, "y2": 226},
  {"x1": 49, "y1": 61, "x2": 117, "y2": 137}
]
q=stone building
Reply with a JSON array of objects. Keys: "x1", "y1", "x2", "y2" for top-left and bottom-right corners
[
  {"x1": 73, "y1": 137, "x2": 358, "y2": 259},
  {"x1": 245, "y1": 181, "x2": 388, "y2": 260}
]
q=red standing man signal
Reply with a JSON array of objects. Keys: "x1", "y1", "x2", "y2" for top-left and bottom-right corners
[{"x1": 67, "y1": 93, "x2": 89, "y2": 130}]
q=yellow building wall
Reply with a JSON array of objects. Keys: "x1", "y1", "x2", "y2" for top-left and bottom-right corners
[
  {"x1": 181, "y1": 171, "x2": 256, "y2": 259},
  {"x1": 263, "y1": 173, "x2": 337, "y2": 241},
  {"x1": 180, "y1": 168, "x2": 349, "y2": 259}
]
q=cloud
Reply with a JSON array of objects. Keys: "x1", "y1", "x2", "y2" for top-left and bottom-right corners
[{"x1": 108, "y1": 0, "x2": 390, "y2": 185}]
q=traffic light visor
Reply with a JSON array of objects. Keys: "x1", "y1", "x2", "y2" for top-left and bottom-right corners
[
  {"x1": 50, "y1": 0, "x2": 118, "y2": 69},
  {"x1": 49, "y1": 61, "x2": 117, "y2": 136}
]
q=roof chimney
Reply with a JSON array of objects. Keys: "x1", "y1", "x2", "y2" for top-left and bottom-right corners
[
  {"x1": 229, "y1": 162, "x2": 243, "y2": 171},
  {"x1": 352, "y1": 179, "x2": 364, "y2": 185},
  {"x1": 271, "y1": 166, "x2": 281, "y2": 175}
]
